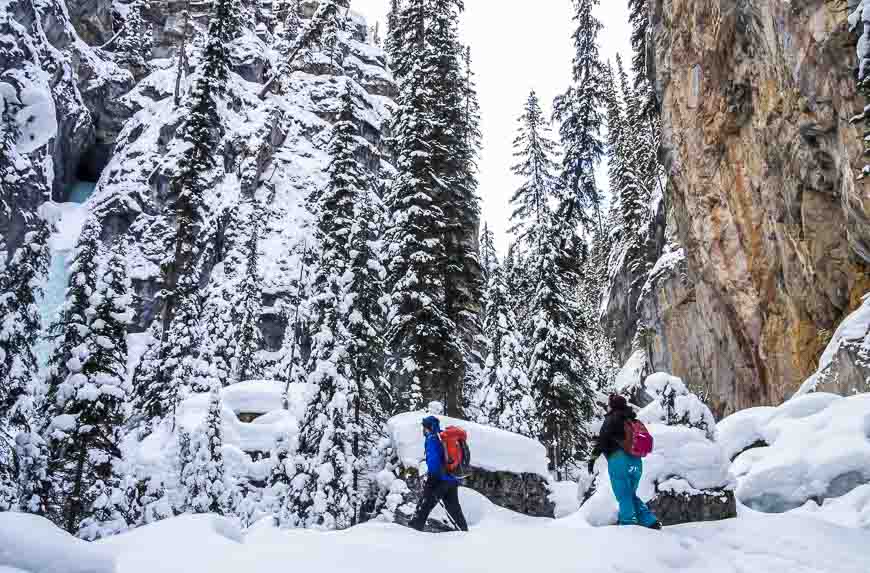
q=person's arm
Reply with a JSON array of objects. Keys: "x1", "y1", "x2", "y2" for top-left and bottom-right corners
[{"x1": 589, "y1": 416, "x2": 617, "y2": 472}]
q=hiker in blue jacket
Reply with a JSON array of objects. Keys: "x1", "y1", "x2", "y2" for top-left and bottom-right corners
[
  {"x1": 589, "y1": 394, "x2": 661, "y2": 529},
  {"x1": 408, "y1": 416, "x2": 469, "y2": 532}
]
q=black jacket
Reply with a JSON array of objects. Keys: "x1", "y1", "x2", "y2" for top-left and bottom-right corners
[{"x1": 591, "y1": 408, "x2": 636, "y2": 459}]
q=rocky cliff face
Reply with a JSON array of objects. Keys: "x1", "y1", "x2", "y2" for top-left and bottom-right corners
[
  {"x1": 4, "y1": 0, "x2": 396, "y2": 346},
  {"x1": 616, "y1": 0, "x2": 870, "y2": 416}
]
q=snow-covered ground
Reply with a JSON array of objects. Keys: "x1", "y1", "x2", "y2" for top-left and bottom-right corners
[{"x1": 3, "y1": 488, "x2": 869, "y2": 573}]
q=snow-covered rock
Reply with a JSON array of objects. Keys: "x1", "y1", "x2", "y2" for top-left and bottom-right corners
[
  {"x1": 0, "y1": 513, "x2": 115, "y2": 573},
  {"x1": 580, "y1": 423, "x2": 735, "y2": 527},
  {"x1": 796, "y1": 292, "x2": 870, "y2": 397},
  {"x1": 382, "y1": 411, "x2": 555, "y2": 521},
  {"x1": 581, "y1": 373, "x2": 734, "y2": 526},
  {"x1": 387, "y1": 411, "x2": 550, "y2": 479},
  {"x1": 728, "y1": 393, "x2": 870, "y2": 513}
]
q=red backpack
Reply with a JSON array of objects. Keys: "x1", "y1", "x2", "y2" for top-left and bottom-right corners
[
  {"x1": 439, "y1": 426, "x2": 472, "y2": 476},
  {"x1": 624, "y1": 420, "x2": 654, "y2": 458}
]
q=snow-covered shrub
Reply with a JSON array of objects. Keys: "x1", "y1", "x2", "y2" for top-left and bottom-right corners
[{"x1": 639, "y1": 372, "x2": 717, "y2": 441}]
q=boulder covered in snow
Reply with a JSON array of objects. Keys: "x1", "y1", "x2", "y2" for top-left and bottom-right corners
[
  {"x1": 795, "y1": 293, "x2": 870, "y2": 397},
  {"x1": 580, "y1": 373, "x2": 736, "y2": 527},
  {"x1": 375, "y1": 410, "x2": 555, "y2": 527},
  {"x1": 724, "y1": 393, "x2": 870, "y2": 513}
]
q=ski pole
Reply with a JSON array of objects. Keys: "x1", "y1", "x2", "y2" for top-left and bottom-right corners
[{"x1": 438, "y1": 500, "x2": 461, "y2": 531}]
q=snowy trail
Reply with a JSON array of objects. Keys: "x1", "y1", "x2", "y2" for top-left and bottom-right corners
[
  {"x1": 4, "y1": 491, "x2": 869, "y2": 573},
  {"x1": 89, "y1": 492, "x2": 870, "y2": 573}
]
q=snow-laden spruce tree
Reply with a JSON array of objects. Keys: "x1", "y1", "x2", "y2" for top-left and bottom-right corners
[
  {"x1": 45, "y1": 217, "x2": 103, "y2": 414},
  {"x1": 479, "y1": 222, "x2": 498, "y2": 292},
  {"x1": 182, "y1": 390, "x2": 234, "y2": 514},
  {"x1": 111, "y1": 0, "x2": 153, "y2": 74},
  {"x1": 15, "y1": 429, "x2": 52, "y2": 515},
  {"x1": 509, "y1": 92, "x2": 596, "y2": 469},
  {"x1": 552, "y1": 0, "x2": 605, "y2": 232},
  {"x1": 286, "y1": 84, "x2": 386, "y2": 529},
  {"x1": 44, "y1": 239, "x2": 134, "y2": 535},
  {"x1": 267, "y1": 434, "x2": 299, "y2": 528},
  {"x1": 641, "y1": 373, "x2": 717, "y2": 441},
  {"x1": 0, "y1": 222, "x2": 50, "y2": 428},
  {"x1": 264, "y1": 0, "x2": 348, "y2": 96},
  {"x1": 526, "y1": 220, "x2": 597, "y2": 471},
  {"x1": 234, "y1": 209, "x2": 265, "y2": 382},
  {"x1": 140, "y1": 0, "x2": 241, "y2": 424},
  {"x1": 0, "y1": 222, "x2": 50, "y2": 513},
  {"x1": 384, "y1": 0, "x2": 458, "y2": 413},
  {"x1": 430, "y1": 0, "x2": 483, "y2": 415},
  {"x1": 477, "y1": 263, "x2": 537, "y2": 437},
  {"x1": 192, "y1": 206, "x2": 249, "y2": 392}
]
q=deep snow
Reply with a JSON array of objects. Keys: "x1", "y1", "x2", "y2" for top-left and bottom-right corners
[{"x1": 3, "y1": 488, "x2": 869, "y2": 573}]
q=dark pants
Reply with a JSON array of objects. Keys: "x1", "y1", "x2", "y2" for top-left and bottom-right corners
[{"x1": 409, "y1": 478, "x2": 469, "y2": 532}]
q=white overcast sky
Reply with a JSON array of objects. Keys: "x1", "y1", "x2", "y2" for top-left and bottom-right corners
[{"x1": 351, "y1": 0, "x2": 632, "y2": 253}]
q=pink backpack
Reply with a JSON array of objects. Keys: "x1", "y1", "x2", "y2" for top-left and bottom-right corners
[{"x1": 624, "y1": 420, "x2": 654, "y2": 457}]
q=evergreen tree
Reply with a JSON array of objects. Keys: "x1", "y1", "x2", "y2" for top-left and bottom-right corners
[
  {"x1": 509, "y1": 90, "x2": 560, "y2": 248},
  {"x1": 385, "y1": 0, "x2": 401, "y2": 63},
  {"x1": 234, "y1": 209, "x2": 265, "y2": 382},
  {"x1": 148, "y1": 0, "x2": 240, "y2": 422},
  {"x1": 193, "y1": 207, "x2": 247, "y2": 392},
  {"x1": 477, "y1": 263, "x2": 536, "y2": 437},
  {"x1": 263, "y1": 0, "x2": 348, "y2": 96},
  {"x1": 131, "y1": 323, "x2": 168, "y2": 424},
  {"x1": 15, "y1": 430, "x2": 52, "y2": 515},
  {"x1": 525, "y1": 221, "x2": 596, "y2": 474},
  {"x1": 287, "y1": 85, "x2": 384, "y2": 529},
  {"x1": 429, "y1": 0, "x2": 483, "y2": 415},
  {"x1": 268, "y1": 434, "x2": 298, "y2": 528},
  {"x1": 46, "y1": 240, "x2": 133, "y2": 534},
  {"x1": 112, "y1": 0, "x2": 154, "y2": 72},
  {"x1": 45, "y1": 217, "x2": 103, "y2": 415},
  {"x1": 384, "y1": 0, "x2": 459, "y2": 413},
  {"x1": 182, "y1": 390, "x2": 232, "y2": 514},
  {"x1": 0, "y1": 222, "x2": 49, "y2": 425},
  {"x1": 479, "y1": 221, "x2": 498, "y2": 290},
  {"x1": 509, "y1": 94, "x2": 595, "y2": 472},
  {"x1": 193, "y1": 283, "x2": 237, "y2": 392},
  {"x1": 552, "y1": 0, "x2": 605, "y2": 232}
]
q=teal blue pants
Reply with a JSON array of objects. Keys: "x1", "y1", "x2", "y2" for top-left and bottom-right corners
[{"x1": 607, "y1": 450, "x2": 658, "y2": 527}]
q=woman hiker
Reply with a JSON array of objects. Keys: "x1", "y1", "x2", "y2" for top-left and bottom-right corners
[{"x1": 588, "y1": 394, "x2": 662, "y2": 530}]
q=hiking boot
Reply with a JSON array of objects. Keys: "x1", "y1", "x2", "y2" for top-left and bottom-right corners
[{"x1": 649, "y1": 521, "x2": 663, "y2": 530}]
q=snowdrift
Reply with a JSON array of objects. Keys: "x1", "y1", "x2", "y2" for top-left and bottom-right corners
[
  {"x1": 71, "y1": 505, "x2": 870, "y2": 572},
  {"x1": 130, "y1": 380, "x2": 313, "y2": 483},
  {"x1": 0, "y1": 513, "x2": 115, "y2": 573},
  {"x1": 722, "y1": 393, "x2": 870, "y2": 512}
]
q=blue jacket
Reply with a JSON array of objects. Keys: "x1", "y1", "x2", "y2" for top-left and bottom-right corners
[{"x1": 423, "y1": 416, "x2": 459, "y2": 484}]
